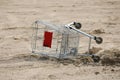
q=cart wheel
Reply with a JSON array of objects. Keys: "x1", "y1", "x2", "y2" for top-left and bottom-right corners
[
  {"x1": 73, "y1": 22, "x2": 82, "y2": 29},
  {"x1": 95, "y1": 37, "x2": 103, "y2": 44},
  {"x1": 91, "y1": 55, "x2": 100, "y2": 63}
]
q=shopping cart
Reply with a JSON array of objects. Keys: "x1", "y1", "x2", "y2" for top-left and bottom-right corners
[{"x1": 31, "y1": 20, "x2": 103, "y2": 59}]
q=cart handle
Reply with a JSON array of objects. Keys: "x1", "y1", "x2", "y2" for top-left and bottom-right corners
[{"x1": 65, "y1": 22, "x2": 103, "y2": 44}]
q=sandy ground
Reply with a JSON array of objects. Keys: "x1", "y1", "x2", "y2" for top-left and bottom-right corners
[{"x1": 0, "y1": 0, "x2": 120, "y2": 80}]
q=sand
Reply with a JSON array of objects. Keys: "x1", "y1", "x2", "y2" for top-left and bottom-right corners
[{"x1": 0, "y1": 0, "x2": 120, "y2": 80}]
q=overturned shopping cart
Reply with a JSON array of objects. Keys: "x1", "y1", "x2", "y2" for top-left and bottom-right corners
[{"x1": 31, "y1": 20, "x2": 103, "y2": 59}]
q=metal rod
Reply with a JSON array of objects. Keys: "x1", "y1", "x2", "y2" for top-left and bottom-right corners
[
  {"x1": 66, "y1": 25, "x2": 95, "y2": 39},
  {"x1": 34, "y1": 23, "x2": 38, "y2": 50},
  {"x1": 88, "y1": 38, "x2": 92, "y2": 54}
]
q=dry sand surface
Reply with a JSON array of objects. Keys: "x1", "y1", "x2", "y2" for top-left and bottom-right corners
[{"x1": 0, "y1": 0, "x2": 120, "y2": 80}]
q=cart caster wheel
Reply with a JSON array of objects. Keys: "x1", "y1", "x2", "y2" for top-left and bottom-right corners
[
  {"x1": 91, "y1": 55, "x2": 100, "y2": 63},
  {"x1": 73, "y1": 22, "x2": 82, "y2": 29},
  {"x1": 95, "y1": 37, "x2": 103, "y2": 44}
]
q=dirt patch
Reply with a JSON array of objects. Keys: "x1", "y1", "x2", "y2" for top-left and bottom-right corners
[
  {"x1": 91, "y1": 29, "x2": 105, "y2": 34},
  {"x1": 9, "y1": 54, "x2": 95, "y2": 66},
  {"x1": 9, "y1": 48, "x2": 120, "y2": 66},
  {"x1": 11, "y1": 54, "x2": 41, "y2": 61},
  {"x1": 12, "y1": 35, "x2": 29, "y2": 41},
  {"x1": 95, "y1": 72, "x2": 100, "y2": 75},
  {"x1": 99, "y1": 49, "x2": 120, "y2": 66}
]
